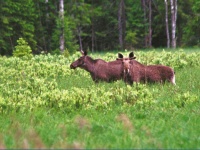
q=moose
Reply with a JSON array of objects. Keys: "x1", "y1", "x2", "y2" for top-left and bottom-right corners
[
  {"x1": 117, "y1": 52, "x2": 176, "y2": 85},
  {"x1": 70, "y1": 50, "x2": 129, "y2": 83}
]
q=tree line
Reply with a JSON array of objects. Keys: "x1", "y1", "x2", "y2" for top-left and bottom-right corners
[{"x1": 0, "y1": 0, "x2": 199, "y2": 56}]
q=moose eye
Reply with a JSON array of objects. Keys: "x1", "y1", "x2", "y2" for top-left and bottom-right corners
[
  {"x1": 78, "y1": 58, "x2": 83, "y2": 62},
  {"x1": 78, "y1": 56, "x2": 83, "y2": 60},
  {"x1": 78, "y1": 56, "x2": 85, "y2": 63}
]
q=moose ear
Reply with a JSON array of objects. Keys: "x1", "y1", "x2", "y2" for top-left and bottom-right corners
[
  {"x1": 84, "y1": 50, "x2": 87, "y2": 56},
  {"x1": 129, "y1": 52, "x2": 137, "y2": 59},
  {"x1": 129, "y1": 52, "x2": 134, "y2": 58},
  {"x1": 80, "y1": 50, "x2": 87, "y2": 56},
  {"x1": 118, "y1": 53, "x2": 123, "y2": 58}
]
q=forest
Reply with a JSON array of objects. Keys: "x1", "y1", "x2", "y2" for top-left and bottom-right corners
[{"x1": 0, "y1": 0, "x2": 200, "y2": 56}]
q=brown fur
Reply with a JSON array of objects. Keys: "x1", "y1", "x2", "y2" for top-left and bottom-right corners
[
  {"x1": 70, "y1": 50, "x2": 123, "y2": 83},
  {"x1": 117, "y1": 52, "x2": 176, "y2": 85}
]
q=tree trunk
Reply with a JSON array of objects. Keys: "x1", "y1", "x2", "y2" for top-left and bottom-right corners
[
  {"x1": 44, "y1": 0, "x2": 48, "y2": 52},
  {"x1": 91, "y1": 0, "x2": 95, "y2": 52},
  {"x1": 118, "y1": 0, "x2": 125, "y2": 50},
  {"x1": 165, "y1": 0, "x2": 170, "y2": 48},
  {"x1": 170, "y1": 0, "x2": 177, "y2": 48},
  {"x1": 91, "y1": 20, "x2": 94, "y2": 52},
  {"x1": 59, "y1": 0, "x2": 64, "y2": 53},
  {"x1": 148, "y1": 0, "x2": 152, "y2": 47},
  {"x1": 78, "y1": 26, "x2": 83, "y2": 50},
  {"x1": 141, "y1": 0, "x2": 147, "y2": 47}
]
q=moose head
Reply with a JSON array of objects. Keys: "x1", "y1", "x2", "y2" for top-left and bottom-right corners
[
  {"x1": 117, "y1": 52, "x2": 136, "y2": 74},
  {"x1": 70, "y1": 50, "x2": 88, "y2": 69}
]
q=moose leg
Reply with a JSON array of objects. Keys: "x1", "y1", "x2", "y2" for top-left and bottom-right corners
[
  {"x1": 91, "y1": 75, "x2": 99, "y2": 83},
  {"x1": 171, "y1": 74, "x2": 176, "y2": 85}
]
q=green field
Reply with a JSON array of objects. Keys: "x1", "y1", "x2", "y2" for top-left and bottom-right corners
[{"x1": 0, "y1": 49, "x2": 200, "y2": 149}]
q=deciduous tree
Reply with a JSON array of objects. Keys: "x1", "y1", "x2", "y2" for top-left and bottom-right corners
[
  {"x1": 59, "y1": 0, "x2": 65, "y2": 53},
  {"x1": 170, "y1": 0, "x2": 177, "y2": 48},
  {"x1": 165, "y1": 0, "x2": 170, "y2": 48},
  {"x1": 118, "y1": 0, "x2": 126, "y2": 50}
]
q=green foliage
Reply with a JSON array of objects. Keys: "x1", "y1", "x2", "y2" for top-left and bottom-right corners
[
  {"x1": 125, "y1": 0, "x2": 145, "y2": 48},
  {"x1": 0, "y1": 0, "x2": 37, "y2": 55},
  {"x1": 64, "y1": 17, "x2": 79, "y2": 54},
  {"x1": 13, "y1": 38, "x2": 33, "y2": 58},
  {"x1": 181, "y1": 0, "x2": 200, "y2": 47},
  {"x1": 51, "y1": 49, "x2": 61, "y2": 55},
  {"x1": 125, "y1": 31, "x2": 139, "y2": 48},
  {"x1": 51, "y1": 15, "x2": 78, "y2": 54},
  {"x1": 63, "y1": 49, "x2": 70, "y2": 58}
]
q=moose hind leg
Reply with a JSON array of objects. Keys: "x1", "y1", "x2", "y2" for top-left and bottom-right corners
[{"x1": 171, "y1": 74, "x2": 176, "y2": 85}]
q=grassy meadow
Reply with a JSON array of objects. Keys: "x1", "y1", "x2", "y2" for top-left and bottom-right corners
[{"x1": 0, "y1": 49, "x2": 200, "y2": 149}]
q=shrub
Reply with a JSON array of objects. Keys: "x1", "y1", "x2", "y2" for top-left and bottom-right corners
[
  {"x1": 13, "y1": 38, "x2": 33, "y2": 57},
  {"x1": 63, "y1": 48, "x2": 70, "y2": 58}
]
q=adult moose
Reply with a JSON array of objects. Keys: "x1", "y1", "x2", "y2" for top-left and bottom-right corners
[
  {"x1": 117, "y1": 52, "x2": 176, "y2": 85},
  {"x1": 70, "y1": 50, "x2": 128, "y2": 83}
]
